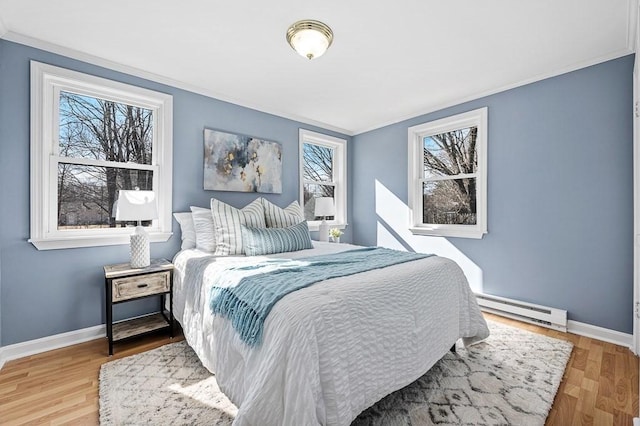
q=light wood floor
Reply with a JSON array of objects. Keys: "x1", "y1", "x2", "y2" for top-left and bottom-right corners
[{"x1": 0, "y1": 313, "x2": 637, "y2": 425}]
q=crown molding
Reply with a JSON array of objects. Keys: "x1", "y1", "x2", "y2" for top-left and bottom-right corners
[
  {"x1": 1, "y1": 31, "x2": 353, "y2": 137},
  {"x1": 627, "y1": 0, "x2": 639, "y2": 52},
  {"x1": 0, "y1": 16, "x2": 8, "y2": 39}
]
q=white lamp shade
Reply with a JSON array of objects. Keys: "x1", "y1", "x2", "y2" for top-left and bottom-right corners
[
  {"x1": 115, "y1": 190, "x2": 158, "y2": 222},
  {"x1": 314, "y1": 197, "x2": 335, "y2": 217}
]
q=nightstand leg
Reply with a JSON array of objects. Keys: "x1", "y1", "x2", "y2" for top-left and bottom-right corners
[
  {"x1": 106, "y1": 278, "x2": 113, "y2": 356},
  {"x1": 169, "y1": 276, "x2": 174, "y2": 338}
]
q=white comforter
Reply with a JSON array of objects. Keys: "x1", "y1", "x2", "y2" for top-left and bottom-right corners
[{"x1": 172, "y1": 242, "x2": 489, "y2": 426}]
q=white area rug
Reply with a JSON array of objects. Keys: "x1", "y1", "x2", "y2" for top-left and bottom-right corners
[{"x1": 99, "y1": 320, "x2": 572, "y2": 425}]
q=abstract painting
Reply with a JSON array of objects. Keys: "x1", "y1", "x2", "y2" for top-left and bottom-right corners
[{"x1": 204, "y1": 129, "x2": 283, "y2": 193}]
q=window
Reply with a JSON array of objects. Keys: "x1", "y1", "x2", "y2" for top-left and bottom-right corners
[
  {"x1": 408, "y1": 107, "x2": 487, "y2": 239},
  {"x1": 299, "y1": 129, "x2": 347, "y2": 231},
  {"x1": 30, "y1": 61, "x2": 173, "y2": 250}
]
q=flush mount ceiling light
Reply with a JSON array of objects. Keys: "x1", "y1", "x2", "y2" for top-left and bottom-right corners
[{"x1": 286, "y1": 19, "x2": 333, "y2": 60}]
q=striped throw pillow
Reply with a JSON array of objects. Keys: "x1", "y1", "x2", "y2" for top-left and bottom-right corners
[
  {"x1": 190, "y1": 206, "x2": 216, "y2": 252},
  {"x1": 211, "y1": 198, "x2": 266, "y2": 255},
  {"x1": 242, "y1": 221, "x2": 313, "y2": 256},
  {"x1": 262, "y1": 198, "x2": 305, "y2": 228}
]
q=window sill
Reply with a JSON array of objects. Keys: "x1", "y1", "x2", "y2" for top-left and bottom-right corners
[
  {"x1": 409, "y1": 226, "x2": 486, "y2": 239},
  {"x1": 307, "y1": 222, "x2": 348, "y2": 232},
  {"x1": 29, "y1": 232, "x2": 173, "y2": 250}
]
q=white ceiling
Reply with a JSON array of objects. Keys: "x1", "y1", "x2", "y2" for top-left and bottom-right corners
[{"x1": 0, "y1": 0, "x2": 635, "y2": 135}]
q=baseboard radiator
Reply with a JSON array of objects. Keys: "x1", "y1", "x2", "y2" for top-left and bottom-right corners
[{"x1": 475, "y1": 293, "x2": 567, "y2": 332}]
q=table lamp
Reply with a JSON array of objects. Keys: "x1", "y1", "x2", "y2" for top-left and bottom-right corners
[
  {"x1": 115, "y1": 190, "x2": 158, "y2": 268},
  {"x1": 314, "y1": 197, "x2": 335, "y2": 242}
]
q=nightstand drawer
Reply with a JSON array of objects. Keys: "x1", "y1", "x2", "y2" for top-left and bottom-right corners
[{"x1": 112, "y1": 271, "x2": 170, "y2": 302}]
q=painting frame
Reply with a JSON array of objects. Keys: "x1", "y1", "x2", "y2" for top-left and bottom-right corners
[{"x1": 203, "y1": 128, "x2": 283, "y2": 194}]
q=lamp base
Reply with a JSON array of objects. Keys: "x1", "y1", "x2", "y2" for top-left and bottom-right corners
[
  {"x1": 318, "y1": 219, "x2": 329, "y2": 242},
  {"x1": 130, "y1": 226, "x2": 150, "y2": 268}
]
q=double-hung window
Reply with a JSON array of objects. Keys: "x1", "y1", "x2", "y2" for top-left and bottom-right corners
[
  {"x1": 30, "y1": 61, "x2": 173, "y2": 250},
  {"x1": 408, "y1": 107, "x2": 487, "y2": 239},
  {"x1": 299, "y1": 129, "x2": 347, "y2": 231}
]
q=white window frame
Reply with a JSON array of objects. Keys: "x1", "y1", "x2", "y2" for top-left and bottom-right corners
[
  {"x1": 407, "y1": 107, "x2": 487, "y2": 239},
  {"x1": 29, "y1": 61, "x2": 173, "y2": 250},
  {"x1": 299, "y1": 129, "x2": 348, "y2": 232}
]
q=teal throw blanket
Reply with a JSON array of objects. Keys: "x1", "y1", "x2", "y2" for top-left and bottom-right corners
[{"x1": 209, "y1": 247, "x2": 433, "y2": 347}]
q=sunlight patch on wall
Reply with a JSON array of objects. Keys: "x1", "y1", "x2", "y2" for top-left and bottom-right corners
[{"x1": 375, "y1": 179, "x2": 484, "y2": 293}]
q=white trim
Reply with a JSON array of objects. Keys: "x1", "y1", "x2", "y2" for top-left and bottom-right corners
[
  {"x1": 408, "y1": 107, "x2": 488, "y2": 239},
  {"x1": 2, "y1": 31, "x2": 352, "y2": 136},
  {"x1": 408, "y1": 226, "x2": 485, "y2": 239},
  {"x1": 628, "y1": 0, "x2": 639, "y2": 52},
  {"x1": 633, "y1": 0, "x2": 640, "y2": 357},
  {"x1": 53, "y1": 156, "x2": 157, "y2": 171},
  {"x1": 0, "y1": 324, "x2": 106, "y2": 371},
  {"x1": 29, "y1": 231, "x2": 172, "y2": 250},
  {"x1": 0, "y1": 16, "x2": 7, "y2": 39},
  {"x1": 299, "y1": 129, "x2": 348, "y2": 229},
  {"x1": 567, "y1": 320, "x2": 634, "y2": 350},
  {"x1": 29, "y1": 61, "x2": 173, "y2": 250}
]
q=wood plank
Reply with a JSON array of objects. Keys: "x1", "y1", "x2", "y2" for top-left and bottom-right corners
[
  {"x1": 581, "y1": 378, "x2": 599, "y2": 393},
  {"x1": 584, "y1": 359, "x2": 601, "y2": 381},
  {"x1": 566, "y1": 368, "x2": 585, "y2": 388},
  {"x1": 592, "y1": 408, "x2": 614, "y2": 426},
  {"x1": 563, "y1": 382, "x2": 581, "y2": 399},
  {"x1": 575, "y1": 387, "x2": 597, "y2": 417},
  {"x1": 571, "y1": 346, "x2": 588, "y2": 371},
  {"x1": 612, "y1": 408, "x2": 634, "y2": 426},
  {"x1": 571, "y1": 411, "x2": 594, "y2": 426},
  {"x1": 599, "y1": 352, "x2": 616, "y2": 398},
  {"x1": 587, "y1": 342, "x2": 604, "y2": 361},
  {"x1": 547, "y1": 393, "x2": 578, "y2": 426},
  {"x1": 613, "y1": 376, "x2": 633, "y2": 414},
  {"x1": 112, "y1": 312, "x2": 170, "y2": 341}
]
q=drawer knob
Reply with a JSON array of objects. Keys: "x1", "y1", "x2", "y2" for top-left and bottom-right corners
[{"x1": 137, "y1": 283, "x2": 149, "y2": 288}]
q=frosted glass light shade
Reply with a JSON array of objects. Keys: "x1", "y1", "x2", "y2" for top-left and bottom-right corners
[{"x1": 286, "y1": 20, "x2": 333, "y2": 60}]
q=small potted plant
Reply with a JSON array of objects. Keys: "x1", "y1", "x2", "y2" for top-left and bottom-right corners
[{"x1": 329, "y1": 228, "x2": 343, "y2": 243}]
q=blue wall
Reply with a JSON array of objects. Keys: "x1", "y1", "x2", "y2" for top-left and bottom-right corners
[
  {"x1": 351, "y1": 55, "x2": 634, "y2": 333},
  {"x1": 0, "y1": 37, "x2": 634, "y2": 346},
  {"x1": 0, "y1": 39, "x2": 351, "y2": 346}
]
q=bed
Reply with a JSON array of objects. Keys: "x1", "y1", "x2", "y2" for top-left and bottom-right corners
[{"x1": 172, "y1": 240, "x2": 489, "y2": 426}]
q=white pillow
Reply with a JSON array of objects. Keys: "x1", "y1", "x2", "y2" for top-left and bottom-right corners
[
  {"x1": 261, "y1": 198, "x2": 304, "y2": 228},
  {"x1": 190, "y1": 206, "x2": 216, "y2": 252},
  {"x1": 210, "y1": 198, "x2": 266, "y2": 255},
  {"x1": 173, "y1": 212, "x2": 196, "y2": 250}
]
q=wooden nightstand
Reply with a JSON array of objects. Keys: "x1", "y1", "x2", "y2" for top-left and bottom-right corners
[{"x1": 104, "y1": 258, "x2": 174, "y2": 355}]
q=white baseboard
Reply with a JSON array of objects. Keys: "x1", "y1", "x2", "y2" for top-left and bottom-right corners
[
  {"x1": 567, "y1": 320, "x2": 633, "y2": 350},
  {"x1": 0, "y1": 324, "x2": 106, "y2": 370}
]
